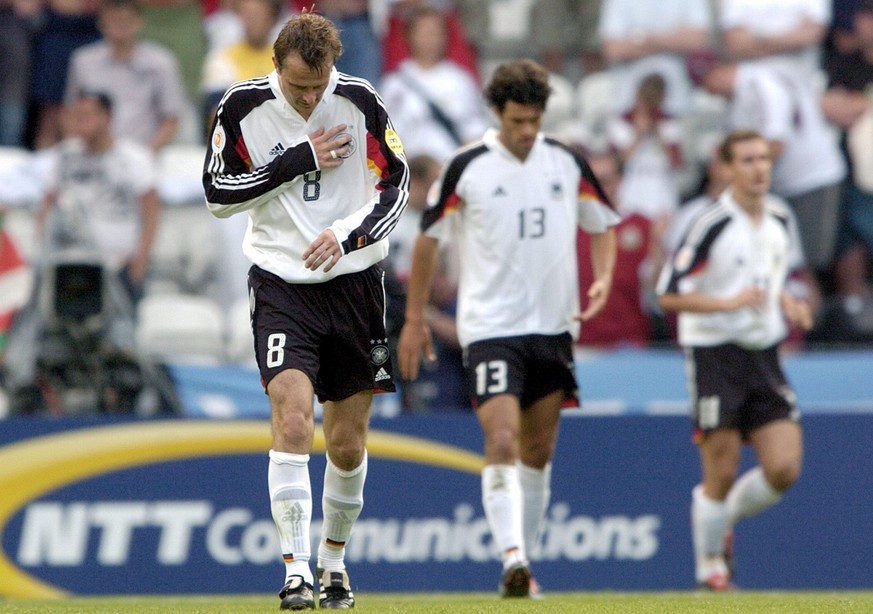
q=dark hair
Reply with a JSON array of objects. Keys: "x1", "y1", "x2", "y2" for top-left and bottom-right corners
[
  {"x1": 407, "y1": 154, "x2": 440, "y2": 182},
  {"x1": 273, "y1": 11, "x2": 343, "y2": 74},
  {"x1": 719, "y1": 129, "x2": 766, "y2": 162},
  {"x1": 484, "y1": 59, "x2": 551, "y2": 112},
  {"x1": 77, "y1": 89, "x2": 113, "y2": 113},
  {"x1": 99, "y1": 0, "x2": 144, "y2": 15},
  {"x1": 637, "y1": 72, "x2": 666, "y2": 106}
]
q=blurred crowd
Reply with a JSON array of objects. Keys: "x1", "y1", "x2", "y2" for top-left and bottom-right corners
[{"x1": 1, "y1": 0, "x2": 872, "y2": 415}]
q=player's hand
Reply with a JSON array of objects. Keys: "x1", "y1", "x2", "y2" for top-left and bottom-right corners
[
  {"x1": 303, "y1": 228, "x2": 342, "y2": 272},
  {"x1": 731, "y1": 286, "x2": 765, "y2": 311},
  {"x1": 397, "y1": 320, "x2": 435, "y2": 381},
  {"x1": 576, "y1": 278, "x2": 610, "y2": 322},
  {"x1": 309, "y1": 125, "x2": 351, "y2": 168},
  {"x1": 781, "y1": 294, "x2": 814, "y2": 331}
]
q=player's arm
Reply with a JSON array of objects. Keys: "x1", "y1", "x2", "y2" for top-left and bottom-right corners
[
  {"x1": 723, "y1": 18, "x2": 825, "y2": 60},
  {"x1": 658, "y1": 288, "x2": 764, "y2": 314},
  {"x1": 203, "y1": 97, "x2": 345, "y2": 218},
  {"x1": 397, "y1": 233, "x2": 440, "y2": 381},
  {"x1": 578, "y1": 228, "x2": 616, "y2": 322},
  {"x1": 326, "y1": 95, "x2": 410, "y2": 257}
]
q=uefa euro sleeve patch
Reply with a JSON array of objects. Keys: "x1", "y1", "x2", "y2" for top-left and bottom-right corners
[
  {"x1": 385, "y1": 128, "x2": 404, "y2": 155},
  {"x1": 211, "y1": 125, "x2": 226, "y2": 153}
]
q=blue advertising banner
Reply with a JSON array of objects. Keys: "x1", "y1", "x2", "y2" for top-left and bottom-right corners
[{"x1": 1, "y1": 413, "x2": 871, "y2": 597}]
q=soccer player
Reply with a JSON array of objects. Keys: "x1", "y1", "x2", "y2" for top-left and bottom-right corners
[
  {"x1": 203, "y1": 12, "x2": 409, "y2": 610},
  {"x1": 397, "y1": 58, "x2": 619, "y2": 598},
  {"x1": 656, "y1": 129, "x2": 813, "y2": 590}
]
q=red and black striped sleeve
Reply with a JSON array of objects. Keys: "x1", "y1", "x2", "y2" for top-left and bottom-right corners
[{"x1": 203, "y1": 77, "x2": 319, "y2": 218}]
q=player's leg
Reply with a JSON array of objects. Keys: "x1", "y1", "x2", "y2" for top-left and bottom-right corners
[
  {"x1": 728, "y1": 419, "x2": 803, "y2": 524},
  {"x1": 517, "y1": 390, "x2": 562, "y2": 599},
  {"x1": 268, "y1": 369, "x2": 318, "y2": 610},
  {"x1": 693, "y1": 428, "x2": 742, "y2": 590},
  {"x1": 477, "y1": 392, "x2": 531, "y2": 596},
  {"x1": 315, "y1": 390, "x2": 372, "y2": 609},
  {"x1": 314, "y1": 266, "x2": 390, "y2": 609},
  {"x1": 685, "y1": 345, "x2": 747, "y2": 590},
  {"x1": 518, "y1": 392, "x2": 562, "y2": 551},
  {"x1": 249, "y1": 265, "x2": 322, "y2": 609}
]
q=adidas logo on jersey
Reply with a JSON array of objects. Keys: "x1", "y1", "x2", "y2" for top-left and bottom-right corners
[
  {"x1": 374, "y1": 368, "x2": 390, "y2": 382},
  {"x1": 492, "y1": 186, "x2": 507, "y2": 197},
  {"x1": 269, "y1": 142, "x2": 286, "y2": 157}
]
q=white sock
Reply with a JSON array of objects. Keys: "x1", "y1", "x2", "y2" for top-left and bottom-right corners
[
  {"x1": 726, "y1": 466, "x2": 782, "y2": 525},
  {"x1": 517, "y1": 461, "x2": 551, "y2": 559},
  {"x1": 482, "y1": 464, "x2": 526, "y2": 569},
  {"x1": 269, "y1": 450, "x2": 313, "y2": 583},
  {"x1": 691, "y1": 484, "x2": 729, "y2": 583},
  {"x1": 317, "y1": 451, "x2": 367, "y2": 572}
]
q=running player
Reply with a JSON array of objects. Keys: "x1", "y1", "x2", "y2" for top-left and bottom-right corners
[{"x1": 656, "y1": 129, "x2": 813, "y2": 590}]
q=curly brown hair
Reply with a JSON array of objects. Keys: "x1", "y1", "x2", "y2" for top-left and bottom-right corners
[
  {"x1": 484, "y1": 59, "x2": 552, "y2": 112},
  {"x1": 273, "y1": 11, "x2": 343, "y2": 74}
]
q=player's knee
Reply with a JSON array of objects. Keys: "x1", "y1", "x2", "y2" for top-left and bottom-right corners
[
  {"x1": 766, "y1": 462, "x2": 801, "y2": 492},
  {"x1": 520, "y1": 441, "x2": 554, "y2": 468},
  {"x1": 326, "y1": 440, "x2": 366, "y2": 471},
  {"x1": 486, "y1": 428, "x2": 517, "y2": 461}
]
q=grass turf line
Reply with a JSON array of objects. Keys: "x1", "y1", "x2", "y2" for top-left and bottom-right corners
[{"x1": 2, "y1": 592, "x2": 873, "y2": 613}]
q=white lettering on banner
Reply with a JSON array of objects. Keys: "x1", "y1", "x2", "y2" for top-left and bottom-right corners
[
  {"x1": 150, "y1": 502, "x2": 213, "y2": 564},
  {"x1": 17, "y1": 502, "x2": 89, "y2": 566},
  {"x1": 15, "y1": 501, "x2": 660, "y2": 567}
]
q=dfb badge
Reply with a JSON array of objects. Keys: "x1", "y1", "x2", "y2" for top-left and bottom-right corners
[{"x1": 370, "y1": 344, "x2": 389, "y2": 365}]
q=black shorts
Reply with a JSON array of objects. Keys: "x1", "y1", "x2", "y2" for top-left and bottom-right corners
[
  {"x1": 686, "y1": 343, "x2": 799, "y2": 441},
  {"x1": 463, "y1": 333, "x2": 578, "y2": 409},
  {"x1": 248, "y1": 264, "x2": 395, "y2": 403}
]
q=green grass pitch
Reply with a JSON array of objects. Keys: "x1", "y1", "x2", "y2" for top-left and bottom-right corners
[{"x1": 3, "y1": 592, "x2": 873, "y2": 613}]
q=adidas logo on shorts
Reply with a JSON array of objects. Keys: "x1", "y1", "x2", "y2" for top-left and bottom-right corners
[{"x1": 374, "y1": 368, "x2": 390, "y2": 382}]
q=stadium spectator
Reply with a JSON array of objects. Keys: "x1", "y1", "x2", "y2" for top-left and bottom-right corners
[
  {"x1": 379, "y1": 6, "x2": 488, "y2": 162},
  {"x1": 203, "y1": 12, "x2": 409, "y2": 610},
  {"x1": 577, "y1": 149, "x2": 656, "y2": 348},
  {"x1": 139, "y1": 0, "x2": 207, "y2": 138},
  {"x1": 656, "y1": 129, "x2": 812, "y2": 591},
  {"x1": 2, "y1": 90, "x2": 168, "y2": 415},
  {"x1": 65, "y1": 0, "x2": 189, "y2": 152},
  {"x1": 719, "y1": 0, "x2": 831, "y2": 91},
  {"x1": 692, "y1": 56, "x2": 845, "y2": 314},
  {"x1": 821, "y1": 0, "x2": 873, "y2": 338},
  {"x1": 607, "y1": 72, "x2": 685, "y2": 224},
  {"x1": 829, "y1": 0, "x2": 864, "y2": 55},
  {"x1": 598, "y1": 0, "x2": 713, "y2": 117},
  {"x1": 27, "y1": 0, "x2": 101, "y2": 149},
  {"x1": 39, "y1": 90, "x2": 160, "y2": 304},
  {"x1": 0, "y1": 0, "x2": 38, "y2": 147},
  {"x1": 293, "y1": 1, "x2": 382, "y2": 87},
  {"x1": 382, "y1": 0, "x2": 480, "y2": 81},
  {"x1": 398, "y1": 59, "x2": 618, "y2": 599},
  {"x1": 529, "y1": 0, "x2": 603, "y2": 78},
  {"x1": 201, "y1": 0, "x2": 283, "y2": 128}
]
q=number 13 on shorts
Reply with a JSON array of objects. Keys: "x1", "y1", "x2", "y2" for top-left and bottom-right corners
[{"x1": 475, "y1": 360, "x2": 508, "y2": 395}]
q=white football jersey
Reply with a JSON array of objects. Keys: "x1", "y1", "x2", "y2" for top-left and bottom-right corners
[
  {"x1": 656, "y1": 189, "x2": 802, "y2": 349},
  {"x1": 422, "y1": 129, "x2": 620, "y2": 347},
  {"x1": 204, "y1": 68, "x2": 409, "y2": 283}
]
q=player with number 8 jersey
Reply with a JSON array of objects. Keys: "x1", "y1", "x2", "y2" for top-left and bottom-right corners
[
  {"x1": 203, "y1": 32, "x2": 409, "y2": 284},
  {"x1": 203, "y1": 12, "x2": 408, "y2": 610}
]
